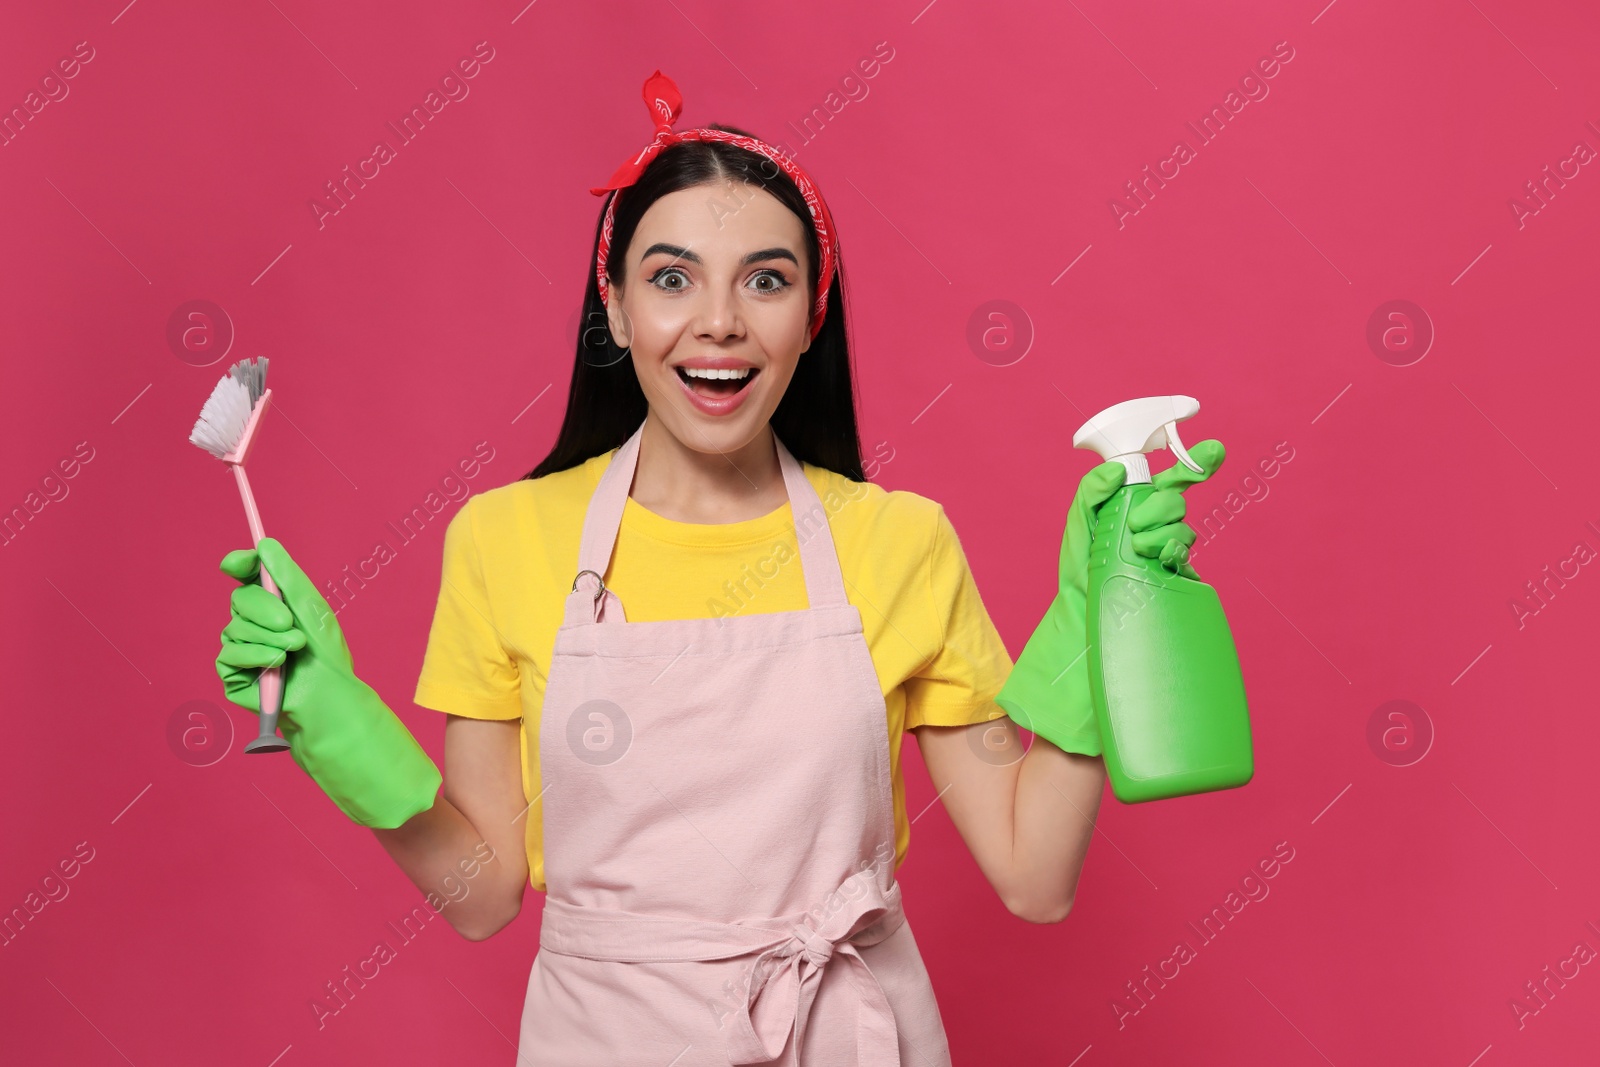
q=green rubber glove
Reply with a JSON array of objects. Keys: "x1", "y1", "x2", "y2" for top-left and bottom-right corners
[
  {"x1": 215, "y1": 537, "x2": 442, "y2": 829},
  {"x1": 995, "y1": 440, "x2": 1226, "y2": 756}
]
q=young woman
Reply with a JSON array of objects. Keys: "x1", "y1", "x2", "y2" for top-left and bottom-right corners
[{"x1": 214, "y1": 70, "x2": 1219, "y2": 1066}]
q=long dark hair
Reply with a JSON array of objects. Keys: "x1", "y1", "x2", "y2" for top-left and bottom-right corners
[{"x1": 523, "y1": 125, "x2": 864, "y2": 482}]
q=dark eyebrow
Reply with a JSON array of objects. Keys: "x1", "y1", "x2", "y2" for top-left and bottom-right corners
[{"x1": 640, "y1": 243, "x2": 799, "y2": 269}]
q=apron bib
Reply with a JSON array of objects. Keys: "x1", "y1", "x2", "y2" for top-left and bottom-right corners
[{"x1": 518, "y1": 421, "x2": 952, "y2": 1066}]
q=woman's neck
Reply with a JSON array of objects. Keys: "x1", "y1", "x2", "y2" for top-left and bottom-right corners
[{"x1": 629, "y1": 413, "x2": 788, "y2": 524}]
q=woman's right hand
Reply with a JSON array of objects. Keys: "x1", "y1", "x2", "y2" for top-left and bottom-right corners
[
  {"x1": 216, "y1": 537, "x2": 441, "y2": 829},
  {"x1": 217, "y1": 537, "x2": 345, "y2": 722}
]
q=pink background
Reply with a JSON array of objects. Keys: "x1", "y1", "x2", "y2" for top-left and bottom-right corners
[{"x1": 4, "y1": 0, "x2": 1598, "y2": 1063}]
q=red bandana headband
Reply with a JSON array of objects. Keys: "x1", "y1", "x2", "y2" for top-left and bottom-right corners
[{"x1": 590, "y1": 70, "x2": 839, "y2": 341}]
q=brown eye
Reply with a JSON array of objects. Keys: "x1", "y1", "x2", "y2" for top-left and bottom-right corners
[{"x1": 650, "y1": 268, "x2": 688, "y2": 290}]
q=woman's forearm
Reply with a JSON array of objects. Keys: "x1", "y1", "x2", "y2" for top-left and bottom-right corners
[
  {"x1": 370, "y1": 794, "x2": 527, "y2": 941},
  {"x1": 912, "y1": 719, "x2": 1106, "y2": 924},
  {"x1": 1008, "y1": 740, "x2": 1106, "y2": 923}
]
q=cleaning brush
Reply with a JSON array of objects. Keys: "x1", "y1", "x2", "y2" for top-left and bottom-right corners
[{"x1": 189, "y1": 357, "x2": 291, "y2": 754}]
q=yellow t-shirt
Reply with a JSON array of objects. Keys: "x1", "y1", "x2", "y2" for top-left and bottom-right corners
[{"x1": 412, "y1": 445, "x2": 1015, "y2": 893}]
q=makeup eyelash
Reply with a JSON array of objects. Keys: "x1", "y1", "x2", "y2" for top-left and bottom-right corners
[{"x1": 648, "y1": 268, "x2": 792, "y2": 293}]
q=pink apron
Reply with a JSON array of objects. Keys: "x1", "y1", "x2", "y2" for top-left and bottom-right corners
[{"x1": 518, "y1": 421, "x2": 953, "y2": 1066}]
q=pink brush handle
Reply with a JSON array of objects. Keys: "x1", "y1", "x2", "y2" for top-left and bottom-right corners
[{"x1": 232, "y1": 463, "x2": 285, "y2": 745}]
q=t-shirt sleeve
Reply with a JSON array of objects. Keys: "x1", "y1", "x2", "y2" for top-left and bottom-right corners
[
  {"x1": 903, "y1": 504, "x2": 1016, "y2": 730},
  {"x1": 412, "y1": 497, "x2": 523, "y2": 720}
]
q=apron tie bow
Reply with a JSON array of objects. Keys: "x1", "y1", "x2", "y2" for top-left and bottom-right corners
[
  {"x1": 535, "y1": 869, "x2": 908, "y2": 1065},
  {"x1": 788, "y1": 923, "x2": 835, "y2": 969},
  {"x1": 724, "y1": 869, "x2": 905, "y2": 1066}
]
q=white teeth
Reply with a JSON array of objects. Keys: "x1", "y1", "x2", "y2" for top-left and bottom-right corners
[{"x1": 681, "y1": 367, "x2": 752, "y2": 380}]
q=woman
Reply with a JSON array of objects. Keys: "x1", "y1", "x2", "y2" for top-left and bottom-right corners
[{"x1": 214, "y1": 70, "x2": 1219, "y2": 1065}]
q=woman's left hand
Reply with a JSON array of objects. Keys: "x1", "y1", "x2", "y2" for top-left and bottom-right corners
[
  {"x1": 1127, "y1": 439, "x2": 1226, "y2": 580},
  {"x1": 994, "y1": 439, "x2": 1225, "y2": 755}
]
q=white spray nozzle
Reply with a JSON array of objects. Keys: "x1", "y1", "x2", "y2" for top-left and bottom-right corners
[{"x1": 1072, "y1": 395, "x2": 1204, "y2": 484}]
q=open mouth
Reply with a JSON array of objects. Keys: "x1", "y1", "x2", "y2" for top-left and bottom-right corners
[{"x1": 675, "y1": 365, "x2": 760, "y2": 399}]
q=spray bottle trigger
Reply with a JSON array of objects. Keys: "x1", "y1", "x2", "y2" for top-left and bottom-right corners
[{"x1": 1164, "y1": 421, "x2": 1205, "y2": 474}]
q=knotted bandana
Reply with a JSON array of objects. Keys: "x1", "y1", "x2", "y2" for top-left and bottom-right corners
[{"x1": 590, "y1": 70, "x2": 839, "y2": 341}]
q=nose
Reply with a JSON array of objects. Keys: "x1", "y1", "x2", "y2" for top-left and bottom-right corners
[{"x1": 692, "y1": 283, "x2": 745, "y2": 341}]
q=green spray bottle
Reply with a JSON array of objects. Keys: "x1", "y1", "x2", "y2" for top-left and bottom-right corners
[{"x1": 1076, "y1": 396, "x2": 1253, "y2": 803}]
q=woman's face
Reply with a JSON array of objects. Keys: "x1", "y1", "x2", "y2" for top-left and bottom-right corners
[{"x1": 606, "y1": 180, "x2": 813, "y2": 455}]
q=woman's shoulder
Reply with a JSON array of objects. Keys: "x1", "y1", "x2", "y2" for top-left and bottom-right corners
[
  {"x1": 476, "y1": 451, "x2": 609, "y2": 506},
  {"x1": 802, "y1": 462, "x2": 945, "y2": 554},
  {"x1": 455, "y1": 451, "x2": 611, "y2": 548}
]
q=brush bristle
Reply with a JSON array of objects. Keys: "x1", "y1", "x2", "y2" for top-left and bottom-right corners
[
  {"x1": 230, "y1": 356, "x2": 269, "y2": 405},
  {"x1": 189, "y1": 357, "x2": 270, "y2": 458}
]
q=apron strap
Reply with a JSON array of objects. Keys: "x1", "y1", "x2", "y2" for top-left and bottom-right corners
[
  {"x1": 776, "y1": 431, "x2": 850, "y2": 612},
  {"x1": 564, "y1": 421, "x2": 850, "y2": 626}
]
